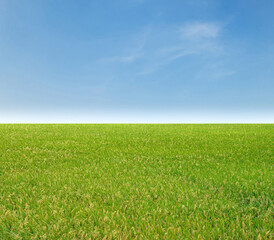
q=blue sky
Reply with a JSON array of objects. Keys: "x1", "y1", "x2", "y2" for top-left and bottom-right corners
[{"x1": 0, "y1": 0, "x2": 273, "y2": 123}]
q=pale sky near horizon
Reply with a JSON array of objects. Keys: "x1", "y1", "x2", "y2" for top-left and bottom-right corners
[{"x1": 0, "y1": 0, "x2": 273, "y2": 123}]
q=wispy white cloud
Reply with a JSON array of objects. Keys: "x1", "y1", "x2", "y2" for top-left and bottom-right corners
[
  {"x1": 97, "y1": 27, "x2": 149, "y2": 64},
  {"x1": 166, "y1": 50, "x2": 198, "y2": 62},
  {"x1": 98, "y1": 43, "x2": 144, "y2": 64},
  {"x1": 136, "y1": 50, "x2": 197, "y2": 75},
  {"x1": 99, "y1": 54, "x2": 140, "y2": 63},
  {"x1": 134, "y1": 21, "x2": 224, "y2": 75},
  {"x1": 96, "y1": 21, "x2": 229, "y2": 77},
  {"x1": 180, "y1": 22, "x2": 221, "y2": 39},
  {"x1": 195, "y1": 61, "x2": 237, "y2": 81},
  {"x1": 212, "y1": 70, "x2": 237, "y2": 79}
]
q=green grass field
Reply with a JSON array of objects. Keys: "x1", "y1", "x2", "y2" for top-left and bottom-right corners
[{"x1": 0, "y1": 124, "x2": 273, "y2": 239}]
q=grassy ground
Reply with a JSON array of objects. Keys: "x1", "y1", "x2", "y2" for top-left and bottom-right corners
[{"x1": 0, "y1": 124, "x2": 273, "y2": 239}]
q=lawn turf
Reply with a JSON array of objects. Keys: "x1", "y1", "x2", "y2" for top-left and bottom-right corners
[{"x1": 0, "y1": 124, "x2": 273, "y2": 239}]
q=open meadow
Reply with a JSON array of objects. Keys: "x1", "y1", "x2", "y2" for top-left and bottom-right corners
[{"x1": 0, "y1": 124, "x2": 273, "y2": 239}]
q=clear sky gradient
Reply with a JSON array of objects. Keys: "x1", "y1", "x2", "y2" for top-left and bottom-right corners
[{"x1": 1, "y1": 0, "x2": 273, "y2": 123}]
